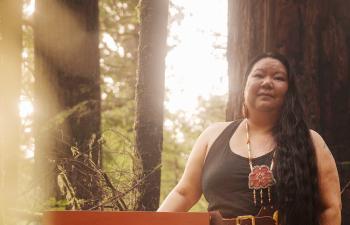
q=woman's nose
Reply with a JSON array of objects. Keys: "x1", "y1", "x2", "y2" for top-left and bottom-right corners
[{"x1": 261, "y1": 77, "x2": 273, "y2": 88}]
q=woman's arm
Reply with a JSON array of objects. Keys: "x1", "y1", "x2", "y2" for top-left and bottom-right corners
[
  {"x1": 157, "y1": 125, "x2": 210, "y2": 211},
  {"x1": 311, "y1": 130, "x2": 342, "y2": 225},
  {"x1": 157, "y1": 122, "x2": 228, "y2": 212}
]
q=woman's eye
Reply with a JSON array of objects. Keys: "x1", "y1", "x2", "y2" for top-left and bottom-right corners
[
  {"x1": 274, "y1": 73, "x2": 286, "y2": 81},
  {"x1": 253, "y1": 73, "x2": 263, "y2": 78},
  {"x1": 274, "y1": 76, "x2": 286, "y2": 81}
]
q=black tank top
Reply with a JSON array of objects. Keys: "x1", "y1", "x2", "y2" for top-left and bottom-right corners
[{"x1": 201, "y1": 120, "x2": 276, "y2": 218}]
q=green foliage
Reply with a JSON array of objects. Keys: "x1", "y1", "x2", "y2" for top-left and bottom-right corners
[
  {"x1": 161, "y1": 94, "x2": 227, "y2": 211},
  {"x1": 99, "y1": 0, "x2": 228, "y2": 211},
  {"x1": 18, "y1": 0, "x2": 228, "y2": 214},
  {"x1": 100, "y1": 129, "x2": 142, "y2": 209},
  {"x1": 99, "y1": 0, "x2": 141, "y2": 209},
  {"x1": 45, "y1": 198, "x2": 70, "y2": 210},
  {"x1": 99, "y1": 0, "x2": 139, "y2": 165}
]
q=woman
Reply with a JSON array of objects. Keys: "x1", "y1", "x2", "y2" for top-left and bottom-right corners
[{"x1": 158, "y1": 52, "x2": 341, "y2": 225}]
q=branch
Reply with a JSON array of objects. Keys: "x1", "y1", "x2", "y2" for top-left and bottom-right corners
[
  {"x1": 341, "y1": 179, "x2": 350, "y2": 194},
  {"x1": 87, "y1": 163, "x2": 161, "y2": 210}
]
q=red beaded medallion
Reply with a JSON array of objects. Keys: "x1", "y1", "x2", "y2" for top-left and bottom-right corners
[{"x1": 248, "y1": 165, "x2": 276, "y2": 190}]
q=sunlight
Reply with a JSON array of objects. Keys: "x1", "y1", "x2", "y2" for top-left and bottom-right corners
[
  {"x1": 164, "y1": 119, "x2": 175, "y2": 130},
  {"x1": 165, "y1": 0, "x2": 227, "y2": 118},
  {"x1": 19, "y1": 96, "x2": 34, "y2": 118},
  {"x1": 22, "y1": 50, "x2": 29, "y2": 59},
  {"x1": 102, "y1": 32, "x2": 118, "y2": 51},
  {"x1": 23, "y1": 0, "x2": 35, "y2": 17},
  {"x1": 174, "y1": 130, "x2": 185, "y2": 143},
  {"x1": 104, "y1": 76, "x2": 114, "y2": 85},
  {"x1": 102, "y1": 32, "x2": 125, "y2": 57},
  {"x1": 21, "y1": 140, "x2": 35, "y2": 159},
  {"x1": 18, "y1": 96, "x2": 34, "y2": 159},
  {"x1": 103, "y1": 76, "x2": 121, "y2": 97},
  {"x1": 20, "y1": 0, "x2": 226, "y2": 124}
]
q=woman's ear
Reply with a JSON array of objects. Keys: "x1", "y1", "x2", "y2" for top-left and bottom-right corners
[{"x1": 242, "y1": 102, "x2": 248, "y2": 118}]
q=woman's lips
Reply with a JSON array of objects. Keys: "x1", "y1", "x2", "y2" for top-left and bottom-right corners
[{"x1": 257, "y1": 93, "x2": 274, "y2": 98}]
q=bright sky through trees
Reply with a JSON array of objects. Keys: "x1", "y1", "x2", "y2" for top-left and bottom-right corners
[{"x1": 165, "y1": 0, "x2": 227, "y2": 117}]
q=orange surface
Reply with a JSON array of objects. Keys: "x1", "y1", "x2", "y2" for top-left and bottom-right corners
[{"x1": 43, "y1": 211, "x2": 211, "y2": 225}]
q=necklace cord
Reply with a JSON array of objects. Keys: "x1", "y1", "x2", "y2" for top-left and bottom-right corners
[
  {"x1": 245, "y1": 119, "x2": 277, "y2": 205},
  {"x1": 245, "y1": 119, "x2": 276, "y2": 171}
]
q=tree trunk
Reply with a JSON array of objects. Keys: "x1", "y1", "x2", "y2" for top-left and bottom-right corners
[
  {"x1": 135, "y1": 0, "x2": 169, "y2": 211},
  {"x1": 0, "y1": 0, "x2": 22, "y2": 222},
  {"x1": 227, "y1": 1, "x2": 350, "y2": 224},
  {"x1": 33, "y1": 0, "x2": 100, "y2": 202},
  {"x1": 226, "y1": 0, "x2": 269, "y2": 120}
]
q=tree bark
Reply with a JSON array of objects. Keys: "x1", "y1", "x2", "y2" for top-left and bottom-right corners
[
  {"x1": 0, "y1": 0, "x2": 22, "y2": 222},
  {"x1": 227, "y1": 1, "x2": 350, "y2": 224},
  {"x1": 226, "y1": 0, "x2": 268, "y2": 120},
  {"x1": 135, "y1": 0, "x2": 169, "y2": 211},
  {"x1": 33, "y1": 0, "x2": 101, "y2": 201}
]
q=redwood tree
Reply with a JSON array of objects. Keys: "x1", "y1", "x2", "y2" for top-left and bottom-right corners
[
  {"x1": 33, "y1": 0, "x2": 101, "y2": 201},
  {"x1": 227, "y1": 1, "x2": 350, "y2": 223},
  {"x1": 135, "y1": 0, "x2": 169, "y2": 211},
  {"x1": 0, "y1": 0, "x2": 22, "y2": 221}
]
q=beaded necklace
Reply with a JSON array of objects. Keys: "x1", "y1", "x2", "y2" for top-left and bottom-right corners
[{"x1": 245, "y1": 119, "x2": 276, "y2": 205}]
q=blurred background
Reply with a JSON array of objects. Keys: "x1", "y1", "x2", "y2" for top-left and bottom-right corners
[{"x1": 0, "y1": 0, "x2": 349, "y2": 225}]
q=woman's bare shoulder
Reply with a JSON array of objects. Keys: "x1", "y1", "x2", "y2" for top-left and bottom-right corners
[
  {"x1": 309, "y1": 129, "x2": 327, "y2": 150},
  {"x1": 207, "y1": 121, "x2": 232, "y2": 130},
  {"x1": 205, "y1": 121, "x2": 232, "y2": 137},
  {"x1": 309, "y1": 129, "x2": 334, "y2": 161},
  {"x1": 204, "y1": 121, "x2": 234, "y2": 156}
]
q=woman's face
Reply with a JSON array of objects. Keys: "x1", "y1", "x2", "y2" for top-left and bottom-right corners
[{"x1": 244, "y1": 57, "x2": 289, "y2": 114}]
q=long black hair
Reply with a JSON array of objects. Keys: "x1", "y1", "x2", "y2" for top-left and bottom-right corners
[{"x1": 241, "y1": 52, "x2": 319, "y2": 225}]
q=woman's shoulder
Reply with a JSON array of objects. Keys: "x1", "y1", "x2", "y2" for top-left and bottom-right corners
[
  {"x1": 203, "y1": 121, "x2": 238, "y2": 153},
  {"x1": 309, "y1": 129, "x2": 325, "y2": 148},
  {"x1": 309, "y1": 129, "x2": 322, "y2": 139},
  {"x1": 207, "y1": 121, "x2": 232, "y2": 130},
  {"x1": 205, "y1": 119, "x2": 244, "y2": 137},
  {"x1": 204, "y1": 121, "x2": 234, "y2": 137},
  {"x1": 309, "y1": 129, "x2": 334, "y2": 160}
]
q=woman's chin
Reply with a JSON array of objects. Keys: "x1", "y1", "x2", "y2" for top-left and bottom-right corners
[{"x1": 254, "y1": 103, "x2": 280, "y2": 112}]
